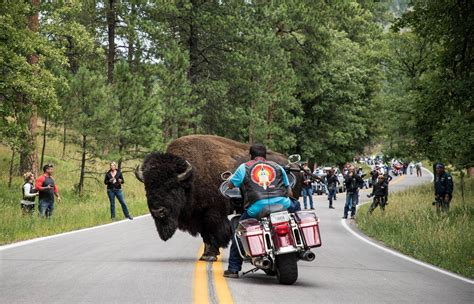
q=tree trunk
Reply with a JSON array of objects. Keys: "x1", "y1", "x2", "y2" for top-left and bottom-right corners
[
  {"x1": 460, "y1": 169, "x2": 465, "y2": 204},
  {"x1": 267, "y1": 102, "x2": 274, "y2": 141},
  {"x1": 188, "y1": 0, "x2": 199, "y2": 133},
  {"x1": 62, "y1": 122, "x2": 67, "y2": 159},
  {"x1": 188, "y1": 0, "x2": 199, "y2": 86},
  {"x1": 40, "y1": 114, "x2": 48, "y2": 169},
  {"x1": 127, "y1": 3, "x2": 135, "y2": 71},
  {"x1": 172, "y1": 123, "x2": 178, "y2": 140},
  {"x1": 8, "y1": 149, "x2": 16, "y2": 188},
  {"x1": 19, "y1": 0, "x2": 40, "y2": 176},
  {"x1": 106, "y1": 0, "x2": 116, "y2": 84},
  {"x1": 118, "y1": 139, "x2": 124, "y2": 171},
  {"x1": 78, "y1": 134, "x2": 87, "y2": 195}
]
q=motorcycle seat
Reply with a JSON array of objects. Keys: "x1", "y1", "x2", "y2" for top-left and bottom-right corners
[{"x1": 256, "y1": 204, "x2": 287, "y2": 220}]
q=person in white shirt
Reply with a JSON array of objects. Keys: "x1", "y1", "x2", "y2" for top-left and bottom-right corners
[{"x1": 21, "y1": 172, "x2": 39, "y2": 215}]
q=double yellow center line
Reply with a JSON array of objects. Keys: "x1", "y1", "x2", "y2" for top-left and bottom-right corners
[{"x1": 193, "y1": 245, "x2": 234, "y2": 304}]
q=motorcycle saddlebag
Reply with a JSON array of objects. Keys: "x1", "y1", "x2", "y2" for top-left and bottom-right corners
[
  {"x1": 295, "y1": 211, "x2": 322, "y2": 248},
  {"x1": 236, "y1": 218, "x2": 266, "y2": 257}
]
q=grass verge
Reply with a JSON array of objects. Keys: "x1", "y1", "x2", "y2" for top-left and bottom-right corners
[
  {"x1": 0, "y1": 131, "x2": 149, "y2": 245},
  {"x1": 356, "y1": 177, "x2": 474, "y2": 279}
]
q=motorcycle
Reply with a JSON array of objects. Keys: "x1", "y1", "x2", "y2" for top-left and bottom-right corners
[
  {"x1": 313, "y1": 179, "x2": 326, "y2": 195},
  {"x1": 219, "y1": 154, "x2": 322, "y2": 285}
]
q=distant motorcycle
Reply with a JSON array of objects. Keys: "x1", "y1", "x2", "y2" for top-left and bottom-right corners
[
  {"x1": 313, "y1": 179, "x2": 325, "y2": 195},
  {"x1": 392, "y1": 163, "x2": 402, "y2": 176}
]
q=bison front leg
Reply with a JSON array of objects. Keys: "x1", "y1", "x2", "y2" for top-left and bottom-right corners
[{"x1": 199, "y1": 242, "x2": 220, "y2": 262}]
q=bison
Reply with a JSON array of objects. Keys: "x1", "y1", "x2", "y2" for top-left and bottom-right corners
[{"x1": 134, "y1": 135, "x2": 301, "y2": 261}]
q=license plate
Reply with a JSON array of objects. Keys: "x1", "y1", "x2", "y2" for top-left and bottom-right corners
[{"x1": 270, "y1": 211, "x2": 290, "y2": 224}]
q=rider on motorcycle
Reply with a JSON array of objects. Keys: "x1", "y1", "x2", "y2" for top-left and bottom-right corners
[{"x1": 224, "y1": 143, "x2": 299, "y2": 278}]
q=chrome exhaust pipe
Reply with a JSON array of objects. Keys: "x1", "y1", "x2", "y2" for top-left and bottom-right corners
[
  {"x1": 254, "y1": 257, "x2": 272, "y2": 270},
  {"x1": 300, "y1": 250, "x2": 316, "y2": 261}
]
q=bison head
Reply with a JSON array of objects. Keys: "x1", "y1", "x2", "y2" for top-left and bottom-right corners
[{"x1": 135, "y1": 153, "x2": 193, "y2": 241}]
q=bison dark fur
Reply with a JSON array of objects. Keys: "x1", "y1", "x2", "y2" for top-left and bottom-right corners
[{"x1": 137, "y1": 135, "x2": 302, "y2": 261}]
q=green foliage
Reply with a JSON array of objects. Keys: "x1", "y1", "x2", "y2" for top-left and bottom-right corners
[
  {"x1": 67, "y1": 66, "x2": 110, "y2": 147},
  {"x1": 382, "y1": 0, "x2": 473, "y2": 169},
  {"x1": 109, "y1": 61, "x2": 164, "y2": 163},
  {"x1": 0, "y1": 1, "x2": 66, "y2": 153}
]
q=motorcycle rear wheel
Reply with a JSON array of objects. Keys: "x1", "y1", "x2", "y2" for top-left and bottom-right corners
[{"x1": 275, "y1": 253, "x2": 298, "y2": 285}]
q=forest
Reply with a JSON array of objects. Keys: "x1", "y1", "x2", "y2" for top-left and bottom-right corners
[{"x1": 1, "y1": 0, "x2": 472, "y2": 193}]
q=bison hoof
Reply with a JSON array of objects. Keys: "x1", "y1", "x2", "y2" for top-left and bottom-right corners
[{"x1": 199, "y1": 255, "x2": 218, "y2": 262}]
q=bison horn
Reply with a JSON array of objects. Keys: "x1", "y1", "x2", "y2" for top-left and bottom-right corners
[
  {"x1": 134, "y1": 165, "x2": 144, "y2": 183},
  {"x1": 177, "y1": 160, "x2": 193, "y2": 181}
]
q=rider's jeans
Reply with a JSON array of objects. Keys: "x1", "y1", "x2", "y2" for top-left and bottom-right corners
[
  {"x1": 227, "y1": 199, "x2": 301, "y2": 273},
  {"x1": 228, "y1": 211, "x2": 251, "y2": 272}
]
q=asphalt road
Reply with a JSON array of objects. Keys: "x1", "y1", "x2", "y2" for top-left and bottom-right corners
[{"x1": 1, "y1": 169, "x2": 473, "y2": 303}]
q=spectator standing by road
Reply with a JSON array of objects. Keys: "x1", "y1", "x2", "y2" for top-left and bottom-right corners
[
  {"x1": 434, "y1": 163, "x2": 453, "y2": 213},
  {"x1": 21, "y1": 172, "x2": 38, "y2": 215},
  {"x1": 104, "y1": 162, "x2": 133, "y2": 220},
  {"x1": 301, "y1": 163, "x2": 315, "y2": 209},
  {"x1": 383, "y1": 171, "x2": 393, "y2": 205},
  {"x1": 35, "y1": 164, "x2": 61, "y2": 218},
  {"x1": 416, "y1": 162, "x2": 423, "y2": 177},
  {"x1": 326, "y1": 169, "x2": 339, "y2": 209},
  {"x1": 367, "y1": 175, "x2": 388, "y2": 214},
  {"x1": 343, "y1": 167, "x2": 363, "y2": 219}
]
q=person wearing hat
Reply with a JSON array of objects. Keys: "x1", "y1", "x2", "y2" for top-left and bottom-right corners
[
  {"x1": 434, "y1": 163, "x2": 453, "y2": 212},
  {"x1": 35, "y1": 164, "x2": 61, "y2": 217}
]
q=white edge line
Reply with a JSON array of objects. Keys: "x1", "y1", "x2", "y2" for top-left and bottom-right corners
[
  {"x1": 343, "y1": 167, "x2": 473, "y2": 284},
  {"x1": 341, "y1": 219, "x2": 473, "y2": 284},
  {"x1": 0, "y1": 214, "x2": 151, "y2": 252}
]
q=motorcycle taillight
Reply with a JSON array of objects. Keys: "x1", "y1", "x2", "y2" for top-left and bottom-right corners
[{"x1": 274, "y1": 224, "x2": 289, "y2": 236}]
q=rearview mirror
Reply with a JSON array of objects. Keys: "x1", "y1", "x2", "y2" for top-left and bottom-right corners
[{"x1": 288, "y1": 154, "x2": 301, "y2": 164}]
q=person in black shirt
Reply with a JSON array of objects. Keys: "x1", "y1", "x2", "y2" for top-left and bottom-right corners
[
  {"x1": 343, "y1": 167, "x2": 363, "y2": 219},
  {"x1": 326, "y1": 169, "x2": 339, "y2": 209},
  {"x1": 104, "y1": 162, "x2": 132, "y2": 220},
  {"x1": 367, "y1": 175, "x2": 388, "y2": 214},
  {"x1": 433, "y1": 163, "x2": 453, "y2": 213}
]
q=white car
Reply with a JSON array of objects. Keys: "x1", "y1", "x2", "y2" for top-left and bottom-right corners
[{"x1": 314, "y1": 166, "x2": 345, "y2": 193}]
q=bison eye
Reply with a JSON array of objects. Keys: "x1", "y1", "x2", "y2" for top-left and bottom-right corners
[{"x1": 150, "y1": 207, "x2": 167, "y2": 219}]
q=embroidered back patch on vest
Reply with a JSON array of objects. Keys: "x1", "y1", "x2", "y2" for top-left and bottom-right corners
[{"x1": 250, "y1": 163, "x2": 276, "y2": 190}]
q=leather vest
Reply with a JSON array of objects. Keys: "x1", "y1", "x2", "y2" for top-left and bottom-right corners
[{"x1": 241, "y1": 158, "x2": 286, "y2": 207}]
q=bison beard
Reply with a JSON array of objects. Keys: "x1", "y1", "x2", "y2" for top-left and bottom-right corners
[{"x1": 136, "y1": 135, "x2": 302, "y2": 261}]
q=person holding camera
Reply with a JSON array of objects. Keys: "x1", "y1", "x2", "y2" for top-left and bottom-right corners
[
  {"x1": 301, "y1": 163, "x2": 315, "y2": 209},
  {"x1": 35, "y1": 164, "x2": 61, "y2": 218},
  {"x1": 104, "y1": 162, "x2": 133, "y2": 220},
  {"x1": 342, "y1": 167, "x2": 363, "y2": 219},
  {"x1": 367, "y1": 175, "x2": 388, "y2": 214},
  {"x1": 21, "y1": 172, "x2": 39, "y2": 215}
]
